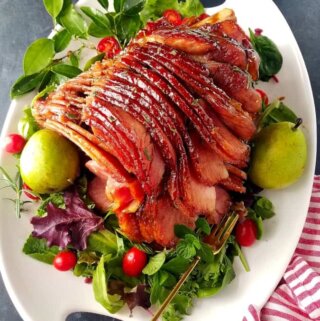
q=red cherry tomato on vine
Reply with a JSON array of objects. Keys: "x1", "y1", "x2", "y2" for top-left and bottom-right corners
[
  {"x1": 256, "y1": 89, "x2": 269, "y2": 106},
  {"x1": 4, "y1": 134, "x2": 26, "y2": 154},
  {"x1": 53, "y1": 251, "x2": 77, "y2": 271},
  {"x1": 97, "y1": 37, "x2": 121, "y2": 58},
  {"x1": 122, "y1": 247, "x2": 147, "y2": 277},
  {"x1": 235, "y1": 219, "x2": 257, "y2": 247},
  {"x1": 163, "y1": 9, "x2": 182, "y2": 26},
  {"x1": 22, "y1": 183, "x2": 40, "y2": 201}
]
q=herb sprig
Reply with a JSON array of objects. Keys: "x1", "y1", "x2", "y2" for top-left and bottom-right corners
[{"x1": 0, "y1": 166, "x2": 29, "y2": 218}]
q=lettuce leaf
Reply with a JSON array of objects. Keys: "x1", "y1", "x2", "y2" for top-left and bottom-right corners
[
  {"x1": 87, "y1": 230, "x2": 118, "y2": 255},
  {"x1": 93, "y1": 255, "x2": 125, "y2": 313},
  {"x1": 31, "y1": 190, "x2": 104, "y2": 250},
  {"x1": 258, "y1": 100, "x2": 298, "y2": 130},
  {"x1": 178, "y1": 0, "x2": 204, "y2": 17},
  {"x1": 140, "y1": 0, "x2": 204, "y2": 24},
  {"x1": 22, "y1": 235, "x2": 59, "y2": 264}
]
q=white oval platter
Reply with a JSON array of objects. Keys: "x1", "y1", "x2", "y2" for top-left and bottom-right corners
[{"x1": 0, "y1": 0, "x2": 317, "y2": 320}]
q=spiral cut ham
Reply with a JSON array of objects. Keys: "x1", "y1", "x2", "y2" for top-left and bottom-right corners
[{"x1": 33, "y1": 8, "x2": 261, "y2": 247}]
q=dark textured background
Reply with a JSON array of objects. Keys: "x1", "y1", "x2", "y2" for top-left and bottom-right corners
[{"x1": 0, "y1": 0, "x2": 319, "y2": 320}]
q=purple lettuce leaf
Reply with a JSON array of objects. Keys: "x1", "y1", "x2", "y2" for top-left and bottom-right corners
[
  {"x1": 31, "y1": 190, "x2": 104, "y2": 250},
  {"x1": 108, "y1": 281, "x2": 151, "y2": 313},
  {"x1": 124, "y1": 285, "x2": 151, "y2": 313}
]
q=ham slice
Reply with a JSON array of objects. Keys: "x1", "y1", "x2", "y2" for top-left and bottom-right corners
[
  {"x1": 138, "y1": 195, "x2": 195, "y2": 247},
  {"x1": 33, "y1": 9, "x2": 260, "y2": 247},
  {"x1": 88, "y1": 176, "x2": 112, "y2": 212},
  {"x1": 190, "y1": 130, "x2": 228, "y2": 185}
]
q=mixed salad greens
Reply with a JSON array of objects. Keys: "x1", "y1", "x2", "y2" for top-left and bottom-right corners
[{"x1": 0, "y1": 0, "x2": 306, "y2": 320}]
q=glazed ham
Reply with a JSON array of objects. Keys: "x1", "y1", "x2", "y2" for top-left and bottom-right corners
[{"x1": 33, "y1": 9, "x2": 261, "y2": 247}]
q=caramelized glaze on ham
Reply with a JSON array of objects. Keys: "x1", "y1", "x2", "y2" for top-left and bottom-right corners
[{"x1": 33, "y1": 9, "x2": 261, "y2": 247}]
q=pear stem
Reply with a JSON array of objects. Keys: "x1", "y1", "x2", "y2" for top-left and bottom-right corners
[{"x1": 292, "y1": 118, "x2": 303, "y2": 131}]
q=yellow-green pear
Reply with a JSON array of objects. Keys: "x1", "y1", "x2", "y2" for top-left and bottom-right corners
[
  {"x1": 20, "y1": 129, "x2": 79, "y2": 194},
  {"x1": 249, "y1": 121, "x2": 307, "y2": 189}
]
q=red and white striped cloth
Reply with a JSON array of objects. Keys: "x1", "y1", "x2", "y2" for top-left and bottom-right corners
[{"x1": 243, "y1": 176, "x2": 320, "y2": 321}]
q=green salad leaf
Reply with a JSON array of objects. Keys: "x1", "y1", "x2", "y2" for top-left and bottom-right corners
[
  {"x1": 53, "y1": 29, "x2": 72, "y2": 53},
  {"x1": 174, "y1": 224, "x2": 195, "y2": 238},
  {"x1": 81, "y1": 7, "x2": 112, "y2": 30},
  {"x1": 10, "y1": 73, "x2": 44, "y2": 98},
  {"x1": 93, "y1": 255, "x2": 124, "y2": 313},
  {"x1": 133, "y1": 242, "x2": 154, "y2": 255},
  {"x1": 69, "y1": 51, "x2": 80, "y2": 67},
  {"x1": 253, "y1": 196, "x2": 275, "y2": 220},
  {"x1": 51, "y1": 64, "x2": 82, "y2": 78},
  {"x1": 73, "y1": 262, "x2": 96, "y2": 277},
  {"x1": 18, "y1": 107, "x2": 39, "y2": 139},
  {"x1": 73, "y1": 248, "x2": 101, "y2": 278},
  {"x1": 162, "y1": 274, "x2": 198, "y2": 321},
  {"x1": 23, "y1": 235, "x2": 59, "y2": 264},
  {"x1": 43, "y1": 0, "x2": 64, "y2": 19},
  {"x1": 37, "y1": 192, "x2": 65, "y2": 216},
  {"x1": 84, "y1": 53, "x2": 105, "y2": 71},
  {"x1": 247, "y1": 209, "x2": 264, "y2": 240},
  {"x1": 249, "y1": 29, "x2": 283, "y2": 82},
  {"x1": 123, "y1": 0, "x2": 146, "y2": 16},
  {"x1": 87, "y1": 230, "x2": 118, "y2": 255},
  {"x1": 98, "y1": 0, "x2": 109, "y2": 10},
  {"x1": 246, "y1": 196, "x2": 275, "y2": 240},
  {"x1": 142, "y1": 251, "x2": 166, "y2": 275},
  {"x1": 88, "y1": 21, "x2": 113, "y2": 37},
  {"x1": 78, "y1": 251, "x2": 101, "y2": 265},
  {"x1": 178, "y1": 0, "x2": 204, "y2": 17},
  {"x1": 114, "y1": 0, "x2": 126, "y2": 13},
  {"x1": 115, "y1": 13, "x2": 142, "y2": 45},
  {"x1": 38, "y1": 70, "x2": 55, "y2": 92},
  {"x1": 195, "y1": 217, "x2": 211, "y2": 235},
  {"x1": 196, "y1": 239, "x2": 236, "y2": 298},
  {"x1": 163, "y1": 256, "x2": 190, "y2": 275},
  {"x1": 259, "y1": 100, "x2": 298, "y2": 130},
  {"x1": 58, "y1": 4, "x2": 88, "y2": 39},
  {"x1": 176, "y1": 234, "x2": 201, "y2": 259},
  {"x1": 23, "y1": 38, "x2": 55, "y2": 76},
  {"x1": 149, "y1": 270, "x2": 174, "y2": 304}
]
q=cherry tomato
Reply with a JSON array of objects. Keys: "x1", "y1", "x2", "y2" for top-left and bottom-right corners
[
  {"x1": 122, "y1": 247, "x2": 147, "y2": 277},
  {"x1": 53, "y1": 251, "x2": 77, "y2": 272},
  {"x1": 256, "y1": 89, "x2": 269, "y2": 106},
  {"x1": 84, "y1": 277, "x2": 93, "y2": 284},
  {"x1": 163, "y1": 9, "x2": 182, "y2": 26},
  {"x1": 97, "y1": 37, "x2": 121, "y2": 58},
  {"x1": 199, "y1": 13, "x2": 210, "y2": 20},
  {"x1": 22, "y1": 183, "x2": 40, "y2": 201},
  {"x1": 235, "y1": 219, "x2": 257, "y2": 247},
  {"x1": 4, "y1": 134, "x2": 26, "y2": 154}
]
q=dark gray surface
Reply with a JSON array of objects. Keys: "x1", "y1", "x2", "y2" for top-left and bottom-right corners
[{"x1": 0, "y1": 1, "x2": 319, "y2": 321}]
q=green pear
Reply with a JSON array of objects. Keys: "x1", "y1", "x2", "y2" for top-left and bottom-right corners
[
  {"x1": 249, "y1": 121, "x2": 307, "y2": 189},
  {"x1": 20, "y1": 129, "x2": 79, "y2": 194}
]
